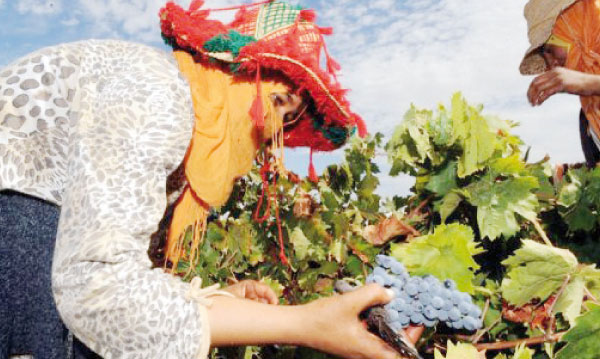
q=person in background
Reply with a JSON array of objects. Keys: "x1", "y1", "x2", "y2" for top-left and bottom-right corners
[
  {"x1": 0, "y1": 1, "x2": 422, "y2": 358},
  {"x1": 522, "y1": 0, "x2": 600, "y2": 168}
]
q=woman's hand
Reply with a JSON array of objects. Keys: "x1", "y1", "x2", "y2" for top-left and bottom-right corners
[
  {"x1": 528, "y1": 67, "x2": 600, "y2": 106},
  {"x1": 300, "y1": 284, "x2": 406, "y2": 359},
  {"x1": 223, "y1": 280, "x2": 279, "y2": 305}
]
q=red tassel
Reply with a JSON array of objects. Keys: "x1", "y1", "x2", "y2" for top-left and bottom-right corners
[
  {"x1": 318, "y1": 26, "x2": 333, "y2": 35},
  {"x1": 321, "y1": 36, "x2": 340, "y2": 82},
  {"x1": 308, "y1": 148, "x2": 319, "y2": 183},
  {"x1": 274, "y1": 200, "x2": 289, "y2": 266},
  {"x1": 254, "y1": 158, "x2": 272, "y2": 223},
  {"x1": 355, "y1": 115, "x2": 368, "y2": 138},
  {"x1": 189, "y1": 0, "x2": 204, "y2": 12},
  {"x1": 249, "y1": 65, "x2": 265, "y2": 133}
]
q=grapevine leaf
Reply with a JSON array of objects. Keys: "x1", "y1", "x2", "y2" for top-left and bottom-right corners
[
  {"x1": 529, "y1": 161, "x2": 556, "y2": 202},
  {"x1": 391, "y1": 223, "x2": 483, "y2": 293},
  {"x1": 429, "y1": 105, "x2": 454, "y2": 146},
  {"x1": 462, "y1": 174, "x2": 539, "y2": 240},
  {"x1": 434, "y1": 341, "x2": 486, "y2": 359},
  {"x1": 557, "y1": 176, "x2": 582, "y2": 208},
  {"x1": 557, "y1": 168, "x2": 600, "y2": 232},
  {"x1": 406, "y1": 107, "x2": 434, "y2": 165},
  {"x1": 563, "y1": 205, "x2": 597, "y2": 232},
  {"x1": 386, "y1": 105, "x2": 439, "y2": 175},
  {"x1": 451, "y1": 94, "x2": 497, "y2": 178},
  {"x1": 289, "y1": 227, "x2": 312, "y2": 261},
  {"x1": 556, "y1": 303, "x2": 600, "y2": 359},
  {"x1": 580, "y1": 264, "x2": 600, "y2": 300},
  {"x1": 501, "y1": 240, "x2": 579, "y2": 306},
  {"x1": 436, "y1": 191, "x2": 463, "y2": 223},
  {"x1": 553, "y1": 276, "x2": 585, "y2": 326},
  {"x1": 328, "y1": 239, "x2": 345, "y2": 263},
  {"x1": 512, "y1": 344, "x2": 534, "y2": 359},
  {"x1": 489, "y1": 154, "x2": 526, "y2": 176},
  {"x1": 426, "y1": 161, "x2": 458, "y2": 196}
]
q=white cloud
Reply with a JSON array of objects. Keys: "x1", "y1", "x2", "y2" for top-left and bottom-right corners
[
  {"x1": 310, "y1": 0, "x2": 584, "y2": 196},
  {"x1": 73, "y1": 0, "x2": 242, "y2": 43},
  {"x1": 319, "y1": 0, "x2": 583, "y2": 167},
  {"x1": 61, "y1": 18, "x2": 80, "y2": 26},
  {"x1": 16, "y1": 0, "x2": 63, "y2": 15}
]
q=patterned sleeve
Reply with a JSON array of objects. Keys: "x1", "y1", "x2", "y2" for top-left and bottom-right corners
[{"x1": 50, "y1": 41, "x2": 210, "y2": 358}]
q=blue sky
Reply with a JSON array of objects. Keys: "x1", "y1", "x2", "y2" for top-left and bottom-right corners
[{"x1": 0, "y1": 0, "x2": 585, "y2": 196}]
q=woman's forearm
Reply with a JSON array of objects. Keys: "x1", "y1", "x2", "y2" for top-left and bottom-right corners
[
  {"x1": 207, "y1": 296, "x2": 309, "y2": 347},
  {"x1": 206, "y1": 284, "x2": 403, "y2": 359},
  {"x1": 579, "y1": 72, "x2": 600, "y2": 96}
]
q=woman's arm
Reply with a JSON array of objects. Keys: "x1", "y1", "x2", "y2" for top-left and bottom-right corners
[
  {"x1": 528, "y1": 67, "x2": 600, "y2": 106},
  {"x1": 209, "y1": 284, "x2": 404, "y2": 359}
]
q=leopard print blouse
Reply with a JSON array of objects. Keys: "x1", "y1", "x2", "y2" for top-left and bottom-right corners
[{"x1": 0, "y1": 40, "x2": 210, "y2": 358}]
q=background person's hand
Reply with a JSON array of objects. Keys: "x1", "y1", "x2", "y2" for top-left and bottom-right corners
[
  {"x1": 301, "y1": 284, "x2": 409, "y2": 359},
  {"x1": 223, "y1": 280, "x2": 279, "y2": 305},
  {"x1": 527, "y1": 67, "x2": 600, "y2": 106}
]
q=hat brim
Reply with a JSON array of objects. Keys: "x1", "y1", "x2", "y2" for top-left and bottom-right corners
[{"x1": 519, "y1": 0, "x2": 579, "y2": 75}]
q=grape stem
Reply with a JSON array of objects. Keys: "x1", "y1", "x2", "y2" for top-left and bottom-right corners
[
  {"x1": 470, "y1": 299, "x2": 494, "y2": 344},
  {"x1": 584, "y1": 286, "x2": 599, "y2": 304},
  {"x1": 530, "y1": 217, "x2": 553, "y2": 247}
]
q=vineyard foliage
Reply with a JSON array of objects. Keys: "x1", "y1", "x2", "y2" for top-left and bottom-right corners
[{"x1": 178, "y1": 93, "x2": 600, "y2": 358}]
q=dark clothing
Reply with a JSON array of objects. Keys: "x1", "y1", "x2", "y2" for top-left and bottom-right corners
[
  {"x1": 579, "y1": 109, "x2": 600, "y2": 167},
  {"x1": 0, "y1": 191, "x2": 99, "y2": 359}
]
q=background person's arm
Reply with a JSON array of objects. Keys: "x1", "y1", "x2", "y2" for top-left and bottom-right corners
[{"x1": 528, "y1": 67, "x2": 600, "y2": 106}]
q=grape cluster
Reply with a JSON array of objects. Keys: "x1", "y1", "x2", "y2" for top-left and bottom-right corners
[{"x1": 366, "y1": 255, "x2": 483, "y2": 332}]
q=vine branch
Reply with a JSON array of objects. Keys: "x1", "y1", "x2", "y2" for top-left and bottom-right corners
[
  {"x1": 471, "y1": 332, "x2": 565, "y2": 351},
  {"x1": 530, "y1": 217, "x2": 553, "y2": 247}
]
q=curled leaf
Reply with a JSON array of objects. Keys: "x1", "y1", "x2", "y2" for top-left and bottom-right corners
[{"x1": 362, "y1": 215, "x2": 418, "y2": 246}]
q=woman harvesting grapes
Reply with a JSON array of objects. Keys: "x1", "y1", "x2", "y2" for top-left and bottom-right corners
[
  {"x1": 522, "y1": 0, "x2": 600, "y2": 167},
  {"x1": 0, "y1": 1, "x2": 422, "y2": 358}
]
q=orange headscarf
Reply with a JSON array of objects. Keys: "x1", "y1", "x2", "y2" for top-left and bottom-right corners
[
  {"x1": 552, "y1": 0, "x2": 600, "y2": 137},
  {"x1": 167, "y1": 51, "x2": 289, "y2": 271}
]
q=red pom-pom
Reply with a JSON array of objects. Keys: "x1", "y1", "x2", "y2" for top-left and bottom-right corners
[{"x1": 300, "y1": 9, "x2": 317, "y2": 22}]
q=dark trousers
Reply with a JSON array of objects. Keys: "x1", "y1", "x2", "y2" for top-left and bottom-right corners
[
  {"x1": 580, "y1": 109, "x2": 600, "y2": 168},
  {"x1": 0, "y1": 191, "x2": 100, "y2": 359}
]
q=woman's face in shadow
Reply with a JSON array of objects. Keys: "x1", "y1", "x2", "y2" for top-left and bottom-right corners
[
  {"x1": 542, "y1": 44, "x2": 568, "y2": 69},
  {"x1": 269, "y1": 92, "x2": 304, "y2": 129}
]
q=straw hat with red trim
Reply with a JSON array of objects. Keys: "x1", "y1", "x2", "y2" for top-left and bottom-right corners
[
  {"x1": 520, "y1": 0, "x2": 579, "y2": 75},
  {"x1": 160, "y1": 0, "x2": 366, "y2": 155}
]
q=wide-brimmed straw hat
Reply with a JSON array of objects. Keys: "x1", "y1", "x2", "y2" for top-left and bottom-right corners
[
  {"x1": 520, "y1": 0, "x2": 579, "y2": 75},
  {"x1": 160, "y1": 0, "x2": 366, "y2": 152}
]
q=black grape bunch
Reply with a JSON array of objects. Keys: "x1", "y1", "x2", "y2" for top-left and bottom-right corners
[{"x1": 366, "y1": 255, "x2": 483, "y2": 332}]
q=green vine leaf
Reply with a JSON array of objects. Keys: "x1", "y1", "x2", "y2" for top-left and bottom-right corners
[
  {"x1": 501, "y1": 240, "x2": 578, "y2": 306},
  {"x1": 391, "y1": 223, "x2": 483, "y2": 294},
  {"x1": 461, "y1": 174, "x2": 539, "y2": 240},
  {"x1": 434, "y1": 341, "x2": 485, "y2": 359},
  {"x1": 556, "y1": 303, "x2": 600, "y2": 359}
]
